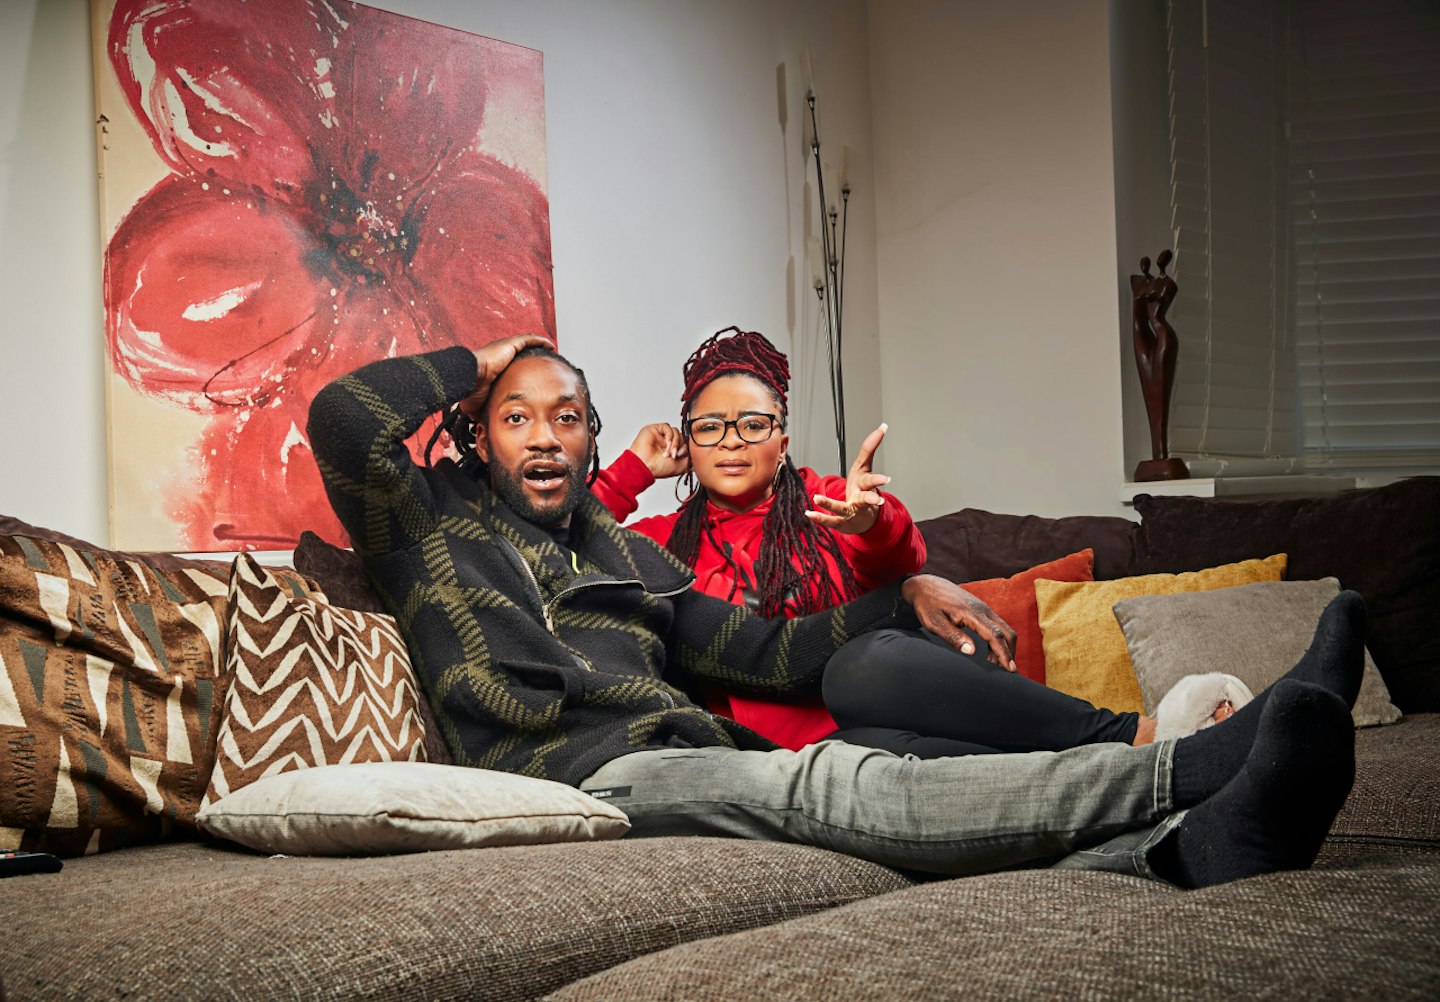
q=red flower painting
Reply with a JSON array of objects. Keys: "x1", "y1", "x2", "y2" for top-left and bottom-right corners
[{"x1": 100, "y1": 0, "x2": 554, "y2": 550}]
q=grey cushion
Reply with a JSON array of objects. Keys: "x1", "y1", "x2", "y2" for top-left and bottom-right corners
[
  {"x1": 550, "y1": 855, "x2": 1440, "y2": 1000},
  {"x1": 0, "y1": 837, "x2": 911, "y2": 1001},
  {"x1": 1114, "y1": 578, "x2": 1402, "y2": 727}
]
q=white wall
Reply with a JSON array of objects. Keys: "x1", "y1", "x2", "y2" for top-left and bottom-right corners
[
  {"x1": 867, "y1": 0, "x2": 1132, "y2": 519},
  {"x1": 1, "y1": 0, "x2": 108, "y2": 541},
  {"x1": 0, "y1": 0, "x2": 881, "y2": 544},
  {"x1": 4, "y1": 0, "x2": 1168, "y2": 544}
]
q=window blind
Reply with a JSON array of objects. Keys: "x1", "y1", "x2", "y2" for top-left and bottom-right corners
[
  {"x1": 1164, "y1": 0, "x2": 1300, "y2": 476},
  {"x1": 1289, "y1": 0, "x2": 1440, "y2": 471}
]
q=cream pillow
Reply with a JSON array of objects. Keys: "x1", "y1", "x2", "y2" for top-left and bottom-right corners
[
  {"x1": 1113, "y1": 578, "x2": 1401, "y2": 727},
  {"x1": 1035, "y1": 554, "x2": 1287, "y2": 714},
  {"x1": 197, "y1": 761, "x2": 630, "y2": 856}
]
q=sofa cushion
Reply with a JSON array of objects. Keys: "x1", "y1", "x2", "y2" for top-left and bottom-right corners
[
  {"x1": 548, "y1": 854, "x2": 1440, "y2": 1000},
  {"x1": 0, "y1": 514, "x2": 230, "y2": 579},
  {"x1": 198, "y1": 761, "x2": 629, "y2": 855},
  {"x1": 204, "y1": 555, "x2": 428, "y2": 806},
  {"x1": 917, "y1": 507, "x2": 1137, "y2": 583},
  {"x1": 1035, "y1": 555, "x2": 1287, "y2": 714},
  {"x1": 1132, "y1": 477, "x2": 1440, "y2": 711},
  {"x1": 1324, "y1": 712, "x2": 1440, "y2": 861},
  {"x1": 0, "y1": 532, "x2": 230, "y2": 856},
  {"x1": 959, "y1": 549, "x2": 1094, "y2": 685},
  {"x1": 293, "y1": 530, "x2": 386, "y2": 613},
  {"x1": 0, "y1": 837, "x2": 913, "y2": 1002},
  {"x1": 293, "y1": 530, "x2": 454, "y2": 765},
  {"x1": 1115, "y1": 578, "x2": 1402, "y2": 727}
]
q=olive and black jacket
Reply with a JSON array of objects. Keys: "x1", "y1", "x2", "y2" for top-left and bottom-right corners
[{"x1": 308, "y1": 347, "x2": 910, "y2": 787}]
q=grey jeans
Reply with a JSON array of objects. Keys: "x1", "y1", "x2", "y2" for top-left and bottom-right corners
[{"x1": 580, "y1": 738, "x2": 1186, "y2": 880}]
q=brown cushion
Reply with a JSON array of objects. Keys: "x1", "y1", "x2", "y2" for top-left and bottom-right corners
[
  {"x1": 0, "y1": 837, "x2": 912, "y2": 1001},
  {"x1": 0, "y1": 514, "x2": 229, "y2": 578},
  {"x1": 292, "y1": 531, "x2": 454, "y2": 765},
  {"x1": 550, "y1": 855, "x2": 1440, "y2": 1000},
  {"x1": 0, "y1": 533, "x2": 229, "y2": 856},
  {"x1": 917, "y1": 507, "x2": 1137, "y2": 583},
  {"x1": 1132, "y1": 477, "x2": 1440, "y2": 711},
  {"x1": 205, "y1": 555, "x2": 428, "y2": 806},
  {"x1": 292, "y1": 531, "x2": 385, "y2": 613}
]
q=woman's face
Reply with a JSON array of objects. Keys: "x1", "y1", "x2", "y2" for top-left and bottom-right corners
[{"x1": 685, "y1": 373, "x2": 789, "y2": 513}]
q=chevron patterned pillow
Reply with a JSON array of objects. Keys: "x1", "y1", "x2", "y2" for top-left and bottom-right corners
[{"x1": 204, "y1": 554, "x2": 427, "y2": 808}]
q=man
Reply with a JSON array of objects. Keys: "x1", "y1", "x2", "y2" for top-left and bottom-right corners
[{"x1": 308, "y1": 334, "x2": 1361, "y2": 888}]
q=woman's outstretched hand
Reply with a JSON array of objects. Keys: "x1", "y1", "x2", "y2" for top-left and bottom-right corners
[
  {"x1": 806, "y1": 422, "x2": 891, "y2": 535},
  {"x1": 629, "y1": 423, "x2": 690, "y2": 479},
  {"x1": 900, "y1": 574, "x2": 1020, "y2": 671}
]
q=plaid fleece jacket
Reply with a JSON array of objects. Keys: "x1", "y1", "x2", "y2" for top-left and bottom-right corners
[{"x1": 308, "y1": 347, "x2": 911, "y2": 786}]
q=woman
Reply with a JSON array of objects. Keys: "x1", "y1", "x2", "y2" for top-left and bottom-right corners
[{"x1": 592, "y1": 327, "x2": 1175, "y2": 757}]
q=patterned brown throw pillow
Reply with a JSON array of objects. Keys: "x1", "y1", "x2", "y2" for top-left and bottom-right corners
[
  {"x1": 205, "y1": 554, "x2": 427, "y2": 806},
  {"x1": 0, "y1": 533, "x2": 230, "y2": 856}
]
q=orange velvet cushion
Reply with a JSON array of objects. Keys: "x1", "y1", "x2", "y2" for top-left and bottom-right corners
[{"x1": 960, "y1": 549, "x2": 1095, "y2": 685}]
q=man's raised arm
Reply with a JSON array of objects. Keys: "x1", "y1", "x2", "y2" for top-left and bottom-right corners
[
  {"x1": 308, "y1": 334, "x2": 552, "y2": 557},
  {"x1": 307, "y1": 346, "x2": 478, "y2": 557}
]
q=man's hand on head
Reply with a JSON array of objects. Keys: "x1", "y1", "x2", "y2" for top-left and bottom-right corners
[
  {"x1": 899, "y1": 574, "x2": 1019, "y2": 671},
  {"x1": 458, "y1": 333, "x2": 554, "y2": 420}
]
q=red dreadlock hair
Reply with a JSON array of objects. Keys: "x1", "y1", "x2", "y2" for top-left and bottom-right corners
[{"x1": 668, "y1": 326, "x2": 860, "y2": 617}]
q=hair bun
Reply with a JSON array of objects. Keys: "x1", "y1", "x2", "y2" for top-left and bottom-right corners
[{"x1": 680, "y1": 326, "x2": 790, "y2": 414}]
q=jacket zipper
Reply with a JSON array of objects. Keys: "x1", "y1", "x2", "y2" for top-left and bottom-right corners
[
  {"x1": 502, "y1": 537, "x2": 556, "y2": 633},
  {"x1": 499, "y1": 538, "x2": 687, "y2": 704}
]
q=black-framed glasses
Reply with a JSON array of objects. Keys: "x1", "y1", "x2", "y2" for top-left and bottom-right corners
[{"x1": 685, "y1": 413, "x2": 780, "y2": 447}]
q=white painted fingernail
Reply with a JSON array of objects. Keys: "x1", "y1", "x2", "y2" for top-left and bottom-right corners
[{"x1": 880, "y1": 422, "x2": 888, "y2": 432}]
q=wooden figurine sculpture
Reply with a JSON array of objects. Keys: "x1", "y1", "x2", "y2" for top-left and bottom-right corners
[{"x1": 1131, "y1": 249, "x2": 1189, "y2": 481}]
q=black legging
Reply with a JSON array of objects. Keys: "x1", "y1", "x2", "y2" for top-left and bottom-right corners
[{"x1": 821, "y1": 628, "x2": 1140, "y2": 758}]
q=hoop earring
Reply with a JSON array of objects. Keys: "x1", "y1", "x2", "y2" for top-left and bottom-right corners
[{"x1": 674, "y1": 470, "x2": 698, "y2": 505}]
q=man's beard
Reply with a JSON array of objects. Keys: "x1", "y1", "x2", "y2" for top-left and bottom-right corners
[{"x1": 489, "y1": 455, "x2": 589, "y2": 526}]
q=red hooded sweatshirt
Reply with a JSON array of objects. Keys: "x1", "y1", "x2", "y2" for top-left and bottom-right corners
[{"x1": 590, "y1": 448, "x2": 927, "y2": 750}]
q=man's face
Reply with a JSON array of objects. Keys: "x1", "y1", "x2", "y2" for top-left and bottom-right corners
[{"x1": 475, "y1": 355, "x2": 594, "y2": 528}]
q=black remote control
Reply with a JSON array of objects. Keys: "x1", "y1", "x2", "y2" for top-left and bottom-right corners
[{"x1": 0, "y1": 850, "x2": 63, "y2": 877}]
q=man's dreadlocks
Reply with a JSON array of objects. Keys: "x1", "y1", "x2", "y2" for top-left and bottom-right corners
[
  {"x1": 426, "y1": 344, "x2": 603, "y2": 485},
  {"x1": 667, "y1": 326, "x2": 860, "y2": 617}
]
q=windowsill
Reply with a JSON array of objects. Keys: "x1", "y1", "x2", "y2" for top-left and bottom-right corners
[{"x1": 1119, "y1": 474, "x2": 1356, "y2": 506}]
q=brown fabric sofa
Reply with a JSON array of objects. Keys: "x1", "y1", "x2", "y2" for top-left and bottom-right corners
[{"x1": 2, "y1": 481, "x2": 1438, "y2": 1000}]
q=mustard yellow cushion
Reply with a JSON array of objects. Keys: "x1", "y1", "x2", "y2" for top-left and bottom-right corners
[{"x1": 1035, "y1": 554, "x2": 1287, "y2": 714}]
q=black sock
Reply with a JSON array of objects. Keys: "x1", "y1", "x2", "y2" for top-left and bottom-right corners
[
  {"x1": 1169, "y1": 589, "x2": 1365, "y2": 808},
  {"x1": 1288, "y1": 589, "x2": 1366, "y2": 708},
  {"x1": 1151, "y1": 680, "x2": 1355, "y2": 889}
]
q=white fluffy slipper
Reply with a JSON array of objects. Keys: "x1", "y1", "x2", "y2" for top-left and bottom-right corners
[{"x1": 1153, "y1": 672, "x2": 1256, "y2": 740}]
